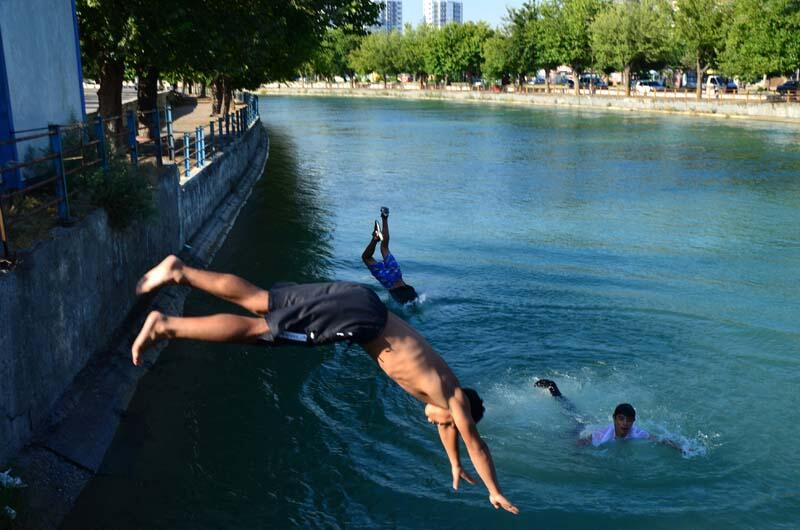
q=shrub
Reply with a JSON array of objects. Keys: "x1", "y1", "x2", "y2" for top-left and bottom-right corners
[{"x1": 77, "y1": 160, "x2": 155, "y2": 230}]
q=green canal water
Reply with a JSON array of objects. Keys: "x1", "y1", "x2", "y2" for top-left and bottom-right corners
[{"x1": 64, "y1": 97, "x2": 800, "y2": 529}]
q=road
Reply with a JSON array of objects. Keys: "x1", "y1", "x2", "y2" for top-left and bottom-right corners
[{"x1": 83, "y1": 86, "x2": 138, "y2": 113}]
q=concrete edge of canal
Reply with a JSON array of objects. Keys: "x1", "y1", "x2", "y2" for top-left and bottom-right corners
[
  {"x1": 259, "y1": 87, "x2": 800, "y2": 124},
  {"x1": 5, "y1": 121, "x2": 270, "y2": 530}
]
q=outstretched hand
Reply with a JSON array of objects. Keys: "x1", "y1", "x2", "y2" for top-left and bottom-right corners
[
  {"x1": 451, "y1": 466, "x2": 477, "y2": 490},
  {"x1": 489, "y1": 493, "x2": 520, "y2": 515}
]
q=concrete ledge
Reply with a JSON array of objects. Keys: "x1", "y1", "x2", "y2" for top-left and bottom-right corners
[
  {"x1": 5, "y1": 123, "x2": 268, "y2": 530},
  {"x1": 259, "y1": 87, "x2": 800, "y2": 124}
]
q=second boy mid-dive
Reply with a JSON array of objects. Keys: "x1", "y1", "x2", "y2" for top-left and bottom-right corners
[{"x1": 362, "y1": 207, "x2": 418, "y2": 304}]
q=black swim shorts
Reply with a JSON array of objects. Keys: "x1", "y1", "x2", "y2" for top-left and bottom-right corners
[{"x1": 260, "y1": 282, "x2": 388, "y2": 346}]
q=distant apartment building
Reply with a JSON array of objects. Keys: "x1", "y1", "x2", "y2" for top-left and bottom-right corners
[
  {"x1": 423, "y1": 0, "x2": 463, "y2": 28},
  {"x1": 373, "y1": 0, "x2": 403, "y2": 32}
]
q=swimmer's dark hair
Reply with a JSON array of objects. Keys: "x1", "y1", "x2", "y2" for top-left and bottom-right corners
[
  {"x1": 613, "y1": 403, "x2": 636, "y2": 420},
  {"x1": 462, "y1": 387, "x2": 485, "y2": 423},
  {"x1": 389, "y1": 284, "x2": 418, "y2": 304}
]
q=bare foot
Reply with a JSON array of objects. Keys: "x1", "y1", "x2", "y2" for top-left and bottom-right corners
[
  {"x1": 136, "y1": 255, "x2": 184, "y2": 295},
  {"x1": 131, "y1": 311, "x2": 167, "y2": 365}
]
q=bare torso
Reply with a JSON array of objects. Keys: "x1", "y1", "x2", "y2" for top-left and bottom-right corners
[{"x1": 361, "y1": 312, "x2": 460, "y2": 408}]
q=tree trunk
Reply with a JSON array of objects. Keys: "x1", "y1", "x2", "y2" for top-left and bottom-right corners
[
  {"x1": 545, "y1": 69, "x2": 551, "y2": 94},
  {"x1": 200, "y1": 81, "x2": 207, "y2": 98},
  {"x1": 97, "y1": 58, "x2": 125, "y2": 135},
  {"x1": 695, "y1": 58, "x2": 703, "y2": 100},
  {"x1": 624, "y1": 65, "x2": 631, "y2": 97},
  {"x1": 223, "y1": 81, "x2": 233, "y2": 116},
  {"x1": 211, "y1": 77, "x2": 224, "y2": 115},
  {"x1": 573, "y1": 71, "x2": 580, "y2": 96},
  {"x1": 136, "y1": 65, "x2": 159, "y2": 139}
]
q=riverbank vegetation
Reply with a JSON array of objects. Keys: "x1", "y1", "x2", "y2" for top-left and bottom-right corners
[{"x1": 302, "y1": 0, "x2": 800, "y2": 100}]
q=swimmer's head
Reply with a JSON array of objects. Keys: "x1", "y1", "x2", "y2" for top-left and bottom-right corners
[
  {"x1": 613, "y1": 403, "x2": 636, "y2": 438},
  {"x1": 424, "y1": 387, "x2": 485, "y2": 426},
  {"x1": 389, "y1": 284, "x2": 418, "y2": 304}
]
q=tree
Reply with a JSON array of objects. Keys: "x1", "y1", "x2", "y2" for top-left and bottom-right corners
[
  {"x1": 675, "y1": 0, "x2": 730, "y2": 99},
  {"x1": 482, "y1": 34, "x2": 514, "y2": 85},
  {"x1": 77, "y1": 0, "x2": 135, "y2": 126},
  {"x1": 506, "y1": 1, "x2": 540, "y2": 86},
  {"x1": 590, "y1": 0, "x2": 674, "y2": 95},
  {"x1": 538, "y1": 0, "x2": 566, "y2": 93},
  {"x1": 561, "y1": 0, "x2": 607, "y2": 94},
  {"x1": 398, "y1": 24, "x2": 434, "y2": 88},
  {"x1": 719, "y1": 0, "x2": 800, "y2": 84},
  {"x1": 349, "y1": 31, "x2": 401, "y2": 87}
]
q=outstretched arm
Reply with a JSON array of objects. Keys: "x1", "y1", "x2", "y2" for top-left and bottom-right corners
[
  {"x1": 437, "y1": 423, "x2": 477, "y2": 490},
  {"x1": 449, "y1": 389, "x2": 519, "y2": 514}
]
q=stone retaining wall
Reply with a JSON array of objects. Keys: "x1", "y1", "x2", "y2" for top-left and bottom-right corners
[
  {"x1": 261, "y1": 87, "x2": 800, "y2": 122},
  {"x1": 0, "y1": 119, "x2": 266, "y2": 468}
]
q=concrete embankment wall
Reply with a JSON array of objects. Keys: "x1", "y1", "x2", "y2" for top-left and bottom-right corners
[
  {"x1": 0, "y1": 119, "x2": 266, "y2": 469},
  {"x1": 262, "y1": 87, "x2": 800, "y2": 122}
]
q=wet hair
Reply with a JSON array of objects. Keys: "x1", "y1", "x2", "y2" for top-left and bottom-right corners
[
  {"x1": 462, "y1": 388, "x2": 485, "y2": 423},
  {"x1": 613, "y1": 403, "x2": 636, "y2": 420},
  {"x1": 389, "y1": 284, "x2": 418, "y2": 304}
]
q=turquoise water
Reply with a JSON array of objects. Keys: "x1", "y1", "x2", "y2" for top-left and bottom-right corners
[{"x1": 64, "y1": 97, "x2": 800, "y2": 529}]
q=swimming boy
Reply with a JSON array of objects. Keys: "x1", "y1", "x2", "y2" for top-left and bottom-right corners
[
  {"x1": 535, "y1": 380, "x2": 681, "y2": 450},
  {"x1": 362, "y1": 207, "x2": 418, "y2": 304},
  {"x1": 132, "y1": 255, "x2": 518, "y2": 514}
]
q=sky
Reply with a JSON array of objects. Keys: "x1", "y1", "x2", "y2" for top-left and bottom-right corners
[{"x1": 402, "y1": 1, "x2": 527, "y2": 29}]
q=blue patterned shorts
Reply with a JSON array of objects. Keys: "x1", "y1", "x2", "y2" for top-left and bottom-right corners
[{"x1": 368, "y1": 253, "x2": 403, "y2": 289}]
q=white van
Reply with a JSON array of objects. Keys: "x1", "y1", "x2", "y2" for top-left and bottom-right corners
[{"x1": 705, "y1": 75, "x2": 737, "y2": 93}]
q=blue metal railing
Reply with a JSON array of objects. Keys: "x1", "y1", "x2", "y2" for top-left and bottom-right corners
[{"x1": 0, "y1": 91, "x2": 260, "y2": 262}]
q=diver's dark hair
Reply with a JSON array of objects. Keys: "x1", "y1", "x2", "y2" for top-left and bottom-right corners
[
  {"x1": 389, "y1": 284, "x2": 418, "y2": 304},
  {"x1": 462, "y1": 388, "x2": 485, "y2": 423},
  {"x1": 613, "y1": 403, "x2": 636, "y2": 420}
]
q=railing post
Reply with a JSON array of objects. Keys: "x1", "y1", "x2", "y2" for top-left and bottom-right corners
[
  {"x1": 94, "y1": 115, "x2": 108, "y2": 172},
  {"x1": 126, "y1": 110, "x2": 138, "y2": 166},
  {"x1": 153, "y1": 106, "x2": 163, "y2": 167},
  {"x1": 49, "y1": 125, "x2": 71, "y2": 222},
  {"x1": 183, "y1": 132, "x2": 190, "y2": 177},
  {"x1": 200, "y1": 125, "x2": 206, "y2": 166},
  {"x1": 195, "y1": 127, "x2": 201, "y2": 168},
  {"x1": 225, "y1": 112, "x2": 230, "y2": 138},
  {"x1": 254, "y1": 94, "x2": 259, "y2": 119},
  {"x1": 217, "y1": 117, "x2": 224, "y2": 146},
  {"x1": 166, "y1": 104, "x2": 175, "y2": 160},
  {"x1": 209, "y1": 121, "x2": 215, "y2": 158},
  {"x1": 0, "y1": 201, "x2": 9, "y2": 259}
]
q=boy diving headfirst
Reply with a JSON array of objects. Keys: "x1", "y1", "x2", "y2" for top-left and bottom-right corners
[
  {"x1": 132, "y1": 256, "x2": 518, "y2": 514},
  {"x1": 362, "y1": 207, "x2": 419, "y2": 304}
]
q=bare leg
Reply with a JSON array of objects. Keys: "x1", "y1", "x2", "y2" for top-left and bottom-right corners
[
  {"x1": 131, "y1": 310, "x2": 269, "y2": 365},
  {"x1": 136, "y1": 255, "x2": 269, "y2": 315},
  {"x1": 380, "y1": 212, "x2": 391, "y2": 259},
  {"x1": 362, "y1": 229, "x2": 380, "y2": 266}
]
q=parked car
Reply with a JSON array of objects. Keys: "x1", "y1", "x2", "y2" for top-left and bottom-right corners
[
  {"x1": 579, "y1": 74, "x2": 608, "y2": 89},
  {"x1": 705, "y1": 75, "x2": 737, "y2": 93},
  {"x1": 776, "y1": 80, "x2": 800, "y2": 95},
  {"x1": 633, "y1": 80, "x2": 665, "y2": 94}
]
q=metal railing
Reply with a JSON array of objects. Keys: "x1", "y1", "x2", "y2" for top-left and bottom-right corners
[{"x1": 0, "y1": 92, "x2": 260, "y2": 265}]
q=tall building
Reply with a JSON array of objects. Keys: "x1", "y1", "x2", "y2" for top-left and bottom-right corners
[
  {"x1": 423, "y1": 0, "x2": 463, "y2": 28},
  {"x1": 374, "y1": 0, "x2": 403, "y2": 32}
]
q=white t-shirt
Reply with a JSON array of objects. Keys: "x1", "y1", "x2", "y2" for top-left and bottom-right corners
[{"x1": 591, "y1": 424, "x2": 650, "y2": 447}]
